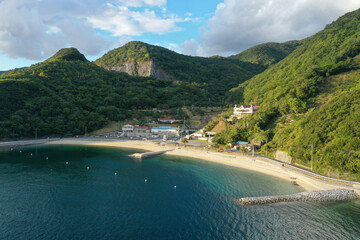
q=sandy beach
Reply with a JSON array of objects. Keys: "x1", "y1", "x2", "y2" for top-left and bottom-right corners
[{"x1": 47, "y1": 139, "x2": 360, "y2": 193}]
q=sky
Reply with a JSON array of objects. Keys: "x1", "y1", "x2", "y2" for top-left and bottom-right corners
[{"x1": 1, "y1": 0, "x2": 360, "y2": 70}]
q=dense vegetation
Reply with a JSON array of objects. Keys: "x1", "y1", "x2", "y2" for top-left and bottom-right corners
[
  {"x1": 0, "y1": 49, "x2": 212, "y2": 138},
  {"x1": 1, "y1": 9, "x2": 359, "y2": 180},
  {"x1": 215, "y1": 9, "x2": 360, "y2": 179},
  {"x1": 96, "y1": 41, "x2": 266, "y2": 101},
  {"x1": 0, "y1": 71, "x2": 8, "y2": 76},
  {"x1": 229, "y1": 41, "x2": 302, "y2": 68}
]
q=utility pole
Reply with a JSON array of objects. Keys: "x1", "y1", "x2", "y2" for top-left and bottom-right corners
[
  {"x1": 252, "y1": 145, "x2": 254, "y2": 157},
  {"x1": 265, "y1": 138, "x2": 268, "y2": 156},
  {"x1": 35, "y1": 128, "x2": 38, "y2": 140},
  {"x1": 309, "y1": 144, "x2": 314, "y2": 171}
]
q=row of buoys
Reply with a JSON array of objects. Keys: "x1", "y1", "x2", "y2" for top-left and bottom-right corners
[
  {"x1": 144, "y1": 178, "x2": 176, "y2": 188},
  {"x1": 60, "y1": 163, "x2": 177, "y2": 189}
]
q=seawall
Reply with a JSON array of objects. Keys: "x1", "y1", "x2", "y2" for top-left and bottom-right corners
[
  {"x1": 0, "y1": 139, "x2": 60, "y2": 148},
  {"x1": 238, "y1": 189, "x2": 359, "y2": 205}
]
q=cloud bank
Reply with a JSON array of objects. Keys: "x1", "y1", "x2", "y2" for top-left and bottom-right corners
[
  {"x1": 88, "y1": 4, "x2": 182, "y2": 37},
  {"x1": 0, "y1": 0, "x2": 178, "y2": 60},
  {"x1": 182, "y1": 0, "x2": 360, "y2": 56}
]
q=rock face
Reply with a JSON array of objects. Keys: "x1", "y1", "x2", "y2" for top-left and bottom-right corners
[
  {"x1": 275, "y1": 150, "x2": 292, "y2": 163},
  {"x1": 104, "y1": 61, "x2": 177, "y2": 81}
]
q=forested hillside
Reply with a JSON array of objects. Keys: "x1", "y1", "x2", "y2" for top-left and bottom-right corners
[
  {"x1": 228, "y1": 40, "x2": 301, "y2": 68},
  {"x1": 95, "y1": 41, "x2": 265, "y2": 100},
  {"x1": 0, "y1": 39, "x2": 298, "y2": 139},
  {"x1": 219, "y1": 9, "x2": 360, "y2": 179},
  {"x1": 0, "y1": 49, "x2": 211, "y2": 138}
]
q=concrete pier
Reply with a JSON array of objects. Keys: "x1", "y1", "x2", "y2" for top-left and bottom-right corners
[
  {"x1": 129, "y1": 150, "x2": 174, "y2": 159},
  {"x1": 238, "y1": 189, "x2": 359, "y2": 205}
]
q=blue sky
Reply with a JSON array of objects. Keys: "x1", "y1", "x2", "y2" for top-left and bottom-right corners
[{"x1": 1, "y1": 0, "x2": 360, "y2": 70}]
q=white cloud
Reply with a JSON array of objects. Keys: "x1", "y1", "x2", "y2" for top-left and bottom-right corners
[
  {"x1": 88, "y1": 5, "x2": 186, "y2": 36},
  {"x1": 183, "y1": 0, "x2": 360, "y2": 56},
  {"x1": 117, "y1": 0, "x2": 167, "y2": 7},
  {"x1": 0, "y1": 0, "x2": 112, "y2": 60},
  {"x1": 114, "y1": 36, "x2": 134, "y2": 48},
  {"x1": 181, "y1": 39, "x2": 204, "y2": 56},
  {"x1": 0, "y1": 0, "x2": 177, "y2": 60}
]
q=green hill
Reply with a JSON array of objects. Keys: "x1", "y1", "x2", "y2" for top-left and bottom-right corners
[
  {"x1": 0, "y1": 71, "x2": 8, "y2": 76},
  {"x1": 46, "y1": 47, "x2": 88, "y2": 62},
  {"x1": 95, "y1": 41, "x2": 265, "y2": 100},
  {"x1": 228, "y1": 40, "x2": 302, "y2": 68},
  {"x1": 223, "y1": 9, "x2": 360, "y2": 179},
  {"x1": 0, "y1": 48, "x2": 216, "y2": 138}
]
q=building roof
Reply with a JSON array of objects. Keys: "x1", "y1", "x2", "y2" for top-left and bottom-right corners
[
  {"x1": 124, "y1": 124, "x2": 151, "y2": 130},
  {"x1": 134, "y1": 126, "x2": 151, "y2": 130},
  {"x1": 152, "y1": 126, "x2": 178, "y2": 130},
  {"x1": 237, "y1": 105, "x2": 259, "y2": 109},
  {"x1": 158, "y1": 118, "x2": 181, "y2": 121}
]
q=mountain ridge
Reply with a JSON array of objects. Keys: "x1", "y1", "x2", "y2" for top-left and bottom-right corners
[
  {"x1": 218, "y1": 8, "x2": 360, "y2": 179},
  {"x1": 95, "y1": 41, "x2": 267, "y2": 99},
  {"x1": 228, "y1": 40, "x2": 302, "y2": 68}
]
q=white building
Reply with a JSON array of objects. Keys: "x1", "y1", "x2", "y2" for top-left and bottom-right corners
[
  {"x1": 122, "y1": 124, "x2": 135, "y2": 132},
  {"x1": 228, "y1": 104, "x2": 259, "y2": 121},
  {"x1": 151, "y1": 126, "x2": 179, "y2": 136}
]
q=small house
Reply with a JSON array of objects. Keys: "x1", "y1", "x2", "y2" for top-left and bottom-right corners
[{"x1": 122, "y1": 124, "x2": 135, "y2": 132}]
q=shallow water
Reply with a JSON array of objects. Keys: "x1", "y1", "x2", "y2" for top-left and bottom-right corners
[{"x1": 0, "y1": 145, "x2": 359, "y2": 239}]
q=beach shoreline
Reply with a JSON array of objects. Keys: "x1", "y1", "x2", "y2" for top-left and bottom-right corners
[{"x1": 47, "y1": 139, "x2": 360, "y2": 193}]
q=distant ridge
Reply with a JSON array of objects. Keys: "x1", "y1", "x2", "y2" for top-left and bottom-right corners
[
  {"x1": 229, "y1": 40, "x2": 302, "y2": 68},
  {"x1": 95, "y1": 41, "x2": 270, "y2": 98},
  {"x1": 0, "y1": 71, "x2": 8, "y2": 76}
]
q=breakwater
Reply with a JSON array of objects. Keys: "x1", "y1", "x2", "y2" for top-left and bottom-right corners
[
  {"x1": 238, "y1": 189, "x2": 359, "y2": 205},
  {"x1": 129, "y1": 149, "x2": 174, "y2": 159},
  {"x1": 0, "y1": 138, "x2": 59, "y2": 148}
]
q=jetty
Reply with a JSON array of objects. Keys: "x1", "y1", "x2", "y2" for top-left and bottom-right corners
[
  {"x1": 129, "y1": 149, "x2": 174, "y2": 159},
  {"x1": 238, "y1": 189, "x2": 359, "y2": 205},
  {"x1": 0, "y1": 138, "x2": 59, "y2": 148}
]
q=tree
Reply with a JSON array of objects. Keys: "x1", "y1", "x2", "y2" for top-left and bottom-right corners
[{"x1": 181, "y1": 138, "x2": 188, "y2": 146}]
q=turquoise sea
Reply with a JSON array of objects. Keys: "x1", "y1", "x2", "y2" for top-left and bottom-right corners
[{"x1": 0, "y1": 145, "x2": 359, "y2": 239}]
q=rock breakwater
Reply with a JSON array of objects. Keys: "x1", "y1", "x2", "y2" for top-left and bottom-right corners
[{"x1": 238, "y1": 189, "x2": 359, "y2": 205}]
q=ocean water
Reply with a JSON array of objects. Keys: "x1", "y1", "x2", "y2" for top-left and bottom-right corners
[{"x1": 0, "y1": 145, "x2": 359, "y2": 240}]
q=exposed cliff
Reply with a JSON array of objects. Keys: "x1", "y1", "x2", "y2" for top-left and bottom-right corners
[
  {"x1": 104, "y1": 60, "x2": 177, "y2": 80},
  {"x1": 95, "y1": 41, "x2": 266, "y2": 98}
]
